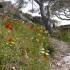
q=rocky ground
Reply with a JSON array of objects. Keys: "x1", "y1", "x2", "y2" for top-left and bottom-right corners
[{"x1": 49, "y1": 37, "x2": 70, "y2": 70}]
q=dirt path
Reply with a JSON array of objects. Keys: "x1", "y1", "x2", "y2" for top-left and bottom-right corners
[{"x1": 49, "y1": 37, "x2": 70, "y2": 70}]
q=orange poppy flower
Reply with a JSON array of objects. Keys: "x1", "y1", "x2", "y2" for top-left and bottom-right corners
[
  {"x1": 25, "y1": 50, "x2": 28, "y2": 53},
  {"x1": 8, "y1": 38, "x2": 13, "y2": 42},
  {"x1": 6, "y1": 22, "x2": 11, "y2": 28},
  {"x1": 8, "y1": 25, "x2": 13, "y2": 30},
  {"x1": 46, "y1": 56, "x2": 50, "y2": 61},
  {"x1": 30, "y1": 26, "x2": 34, "y2": 29}
]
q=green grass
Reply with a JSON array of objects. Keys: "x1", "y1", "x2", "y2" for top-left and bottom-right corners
[
  {"x1": 51, "y1": 26, "x2": 70, "y2": 44},
  {"x1": 0, "y1": 16, "x2": 54, "y2": 70}
]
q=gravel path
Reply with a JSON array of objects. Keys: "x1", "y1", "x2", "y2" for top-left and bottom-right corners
[{"x1": 49, "y1": 37, "x2": 70, "y2": 70}]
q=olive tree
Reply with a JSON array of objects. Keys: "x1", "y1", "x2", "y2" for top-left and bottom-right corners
[{"x1": 14, "y1": 0, "x2": 70, "y2": 33}]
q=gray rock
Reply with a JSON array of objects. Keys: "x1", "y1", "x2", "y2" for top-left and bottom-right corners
[{"x1": 20, "y1": 13, "x2": 33, "y2": 24}]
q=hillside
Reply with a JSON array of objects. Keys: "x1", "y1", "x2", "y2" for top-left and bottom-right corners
[{"x1": 0, "y1": 14, "x2": 54, "y2": 70}]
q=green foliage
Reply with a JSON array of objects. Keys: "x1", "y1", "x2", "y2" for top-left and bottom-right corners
[{"x1": 51, "y1": 26, "x2": 70, "y2": 43}]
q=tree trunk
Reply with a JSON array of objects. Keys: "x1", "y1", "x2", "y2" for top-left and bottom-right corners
[{"x1": 40, "y1": 4, "x2": 53, "y2": 33}]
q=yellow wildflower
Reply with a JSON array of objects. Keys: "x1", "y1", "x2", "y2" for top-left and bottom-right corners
[
  {"x1": 19, "y1": 27, "x2": 22, "y2": 29},
  {"x1": 6, "y1": 42, "x2": 9, "y2": 45},
  {"x1": 36, "y1": 39, "x2": 39, "y2": 42},
  {"x1": 40, "y1": 30, "x2": 43, "y2": 32},
  {"x1": 45, "y1": 31, "x2": 48, "y2": 33},
  {"x1": 22, "y1": 21, "x2": 24, "y2": 23},
  {"x1": 11, "y1": 42, "x2": 15, "y2": 45},
  {"x1": 8, "y1": 30, "x2": 11, "y2": 33},
  {"x1": 37, "y1": 33, "x2": 41, "y2": 36},
  {"x1": 42, "y1": 37, "x2": 45, "y2": 39},
  {"x1": 41, "y1": 50, "x2": 45, "y2": 54},
  {"x1": 45, "y1": 53, "x2": 49, "y2": 55},
  {"x1": 16, "y1": 38, "x2": 19, "y2": 40},
  {"x1": 42, "y1": 48, "x2": 45, "y2": 50}
]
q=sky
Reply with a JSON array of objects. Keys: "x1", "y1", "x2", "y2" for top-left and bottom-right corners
[{"x1": 4, "y1": 0, "x2": 70, "y2": 26}]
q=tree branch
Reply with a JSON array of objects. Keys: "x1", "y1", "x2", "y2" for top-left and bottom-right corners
[
  {"x1": 54, "y1": 12, "x2": 70, "y2": 20},
  {"x1": 63, "y1": 9, "x2": 70, "y2": 18},
  {"x1": 34, "y1": 0, "x2": 42, "y2": 6}
]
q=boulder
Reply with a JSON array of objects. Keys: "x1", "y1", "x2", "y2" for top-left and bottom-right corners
[{"x1": 19, "y1": 13, "x2": 33, "y2": 24}]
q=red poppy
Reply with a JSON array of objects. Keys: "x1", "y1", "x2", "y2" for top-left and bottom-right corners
[
  {"x1": 8, "y1": 38, "x2": 13, "y2": 42},
  {"x1": 30, "y1": 26, "x2": 34, "y2": 29},
  {"x1": 6, "y1": 22, "x2": 11, "y2": 28},
  {"x1": 25, "y1": 50, "x2": 28, "y2": 53},
  {"x1": 8, "y1": 25, "x2": 13, "y2": 30},
  {"x1": 46, "y1": 56, "x2": 50, "y2": 61}
]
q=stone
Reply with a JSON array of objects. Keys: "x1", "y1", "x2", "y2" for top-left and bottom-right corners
[
  {"x1": 63, "y1": 55, "x2": 70, "y2": 64},
  {"x1": 20, "y1": 13, "x2": 33, "y2": 24}
]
